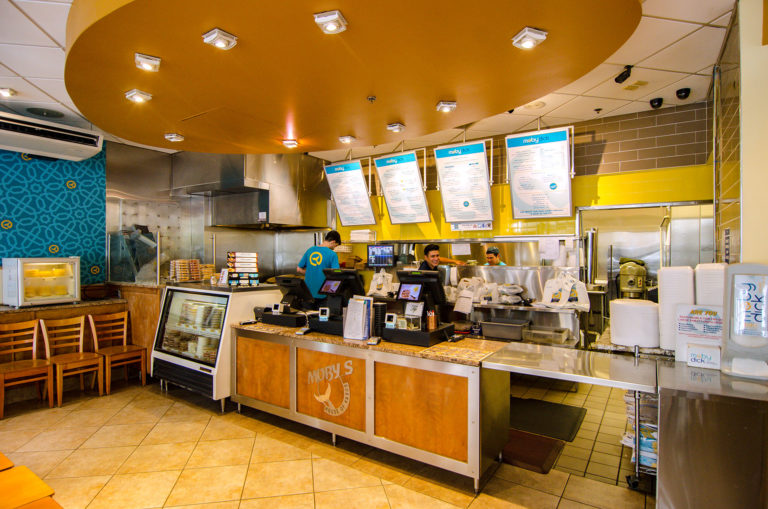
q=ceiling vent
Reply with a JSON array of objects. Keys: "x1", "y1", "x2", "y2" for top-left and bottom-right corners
[{"x1": 0, "y1": 111, "x2": 103, "y2": 161}]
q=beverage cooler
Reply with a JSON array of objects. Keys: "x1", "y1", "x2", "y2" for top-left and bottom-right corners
[
  {"x1": 2, "y1": 257, "x2": 80, "y2": 307},
  {"x1": 150, "y1": 285, "x2": 281, "y2": 407}
]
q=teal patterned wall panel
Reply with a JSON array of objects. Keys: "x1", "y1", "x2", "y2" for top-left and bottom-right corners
[{"x1": 0, "y1": 148, "x2": 106, "y2": 285}]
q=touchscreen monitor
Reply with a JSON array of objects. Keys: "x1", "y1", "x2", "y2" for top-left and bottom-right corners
[
  {"x1": 398, "y1": 283, "x2": 423, "y2": 301},
  {"x1": 320, "y1": 279, "x2": 342, "y2": 294}
]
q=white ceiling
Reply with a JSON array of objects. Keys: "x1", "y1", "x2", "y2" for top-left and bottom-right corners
[{"x1": 0, "y1": 0, "x2": 735, "y2": 159}]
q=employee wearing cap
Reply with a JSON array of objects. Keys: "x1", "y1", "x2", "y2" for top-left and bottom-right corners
[
  {"x1": 418, "y1": 244, "x2": 466, "y2": 271},
  {"x1": 484, "y1": 246, "x2": 506, "y2": 266},
  {"x1": 297, "y1": 230, "x2": 341, "y2": 300}
]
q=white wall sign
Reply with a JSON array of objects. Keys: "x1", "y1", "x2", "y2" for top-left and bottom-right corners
[
  {"x1": 324, "y1": 160, "x2": 376, "y2": 226},
  {"x1": 434, "y1": 141, "x2": 493, "y2": 223},
  {"x1": 373, "y1": 152, "x2": 430, "y2": 224},
  {"x1": 506, "y1": 127, "x2": 572, "y2": 219}
]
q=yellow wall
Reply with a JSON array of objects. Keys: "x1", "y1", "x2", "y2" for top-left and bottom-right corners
[
  {"x1": 338, "y1": 165, "x2": 713, "y2": 248},
  {"x1": 740, "y1": 0, "x2": 768, "y2": 263}
]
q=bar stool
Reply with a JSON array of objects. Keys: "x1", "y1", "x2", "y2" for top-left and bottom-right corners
[
  {"x1": 88, "y1": 311, "x2": 146, "y2": 394},
  {"x1": 40, "y1": 316, "x2": 103, "y2": 407},
  {"x1": 0, "y1": 319, "x2": 53, "y2": 419}
]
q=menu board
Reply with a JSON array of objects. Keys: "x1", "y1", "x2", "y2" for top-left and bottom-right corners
[
  {"x1": 373, "y1": 152, "x2": 430, "y2": 224},
  {"x1": 433, "y1": 141, "x2": 494, "y2": 223},
  {"x1": 506, "y1": 127, "x2": 572, "y2": 219},
  {"x1": 324, "y1": 160, "x2": 376, "y2": 226}
]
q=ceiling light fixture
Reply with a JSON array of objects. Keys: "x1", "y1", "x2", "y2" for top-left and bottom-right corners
[
  {"x1": 436, "y1": 101, "x2": 457, "y2": 113},
  {"x1": 386, "y1": 122, "x2": 405, "y2": 133},
  {"x1": 134, "y1": 53, "x2": 161, "y2": 72},
  {"x1": 165, "y1": 133, "x2": 184, "y2": 142},
  {"x1": 339, "y1": 135, "x2": 356, "y2": 144},
  {"x1": 523, "y1": 101, "x2": 546, "y2": 110},
  {"x1": 614, "y1": 65, "x2": 633, "y2": 84},
  {"x1": 282, "y1": 139, "x2": 298, "y2": 148},
  {"x1": 124, "y1": 89, "x2": 152, "y2": 103},
  {"x1": 202, "y1": 28, "x2": 238, "y2": 50},
  {"x1": 0, "y1": 88, "x2": 17, "y2": 98},
  {"x1": 511, "y1": 27, "x2": 547, "y2": 49},
  {"x1": 314, "y1": 10, "x2": 348, "y2": 34}
]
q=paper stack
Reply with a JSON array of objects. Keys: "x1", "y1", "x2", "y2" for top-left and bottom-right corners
[
  {"x1": 658, "y1": 266, "x2": 694, "y2": 351},
  {"x1": 695, "y1": 263, "x2": 727, "y2": 306},
  {"x1": 227, "y1": 251, "x2": 258, "y2": 286},
  {"x1": 350, "y1": 229, "x2": 376, "y2": 242}
]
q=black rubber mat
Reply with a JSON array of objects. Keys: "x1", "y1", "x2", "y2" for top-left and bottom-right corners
[
  {"x1": 502, "y1": 428, "x2": 565, "y2": 474},
  {"x1": 509, "y1": 397, "x2": 587, "y2": 442}
]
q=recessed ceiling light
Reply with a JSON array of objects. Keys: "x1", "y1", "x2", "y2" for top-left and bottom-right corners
[
  {"x1": 164, "y1": 133, "x2": 184, "y2": 142},
  {"x1": 436, "y1": 101, "x2": 457, "y2": 113},
  {"x1": 125, "y1": 89, "x2": 152, "y2": 103},
  {"x1": 0, "y1": 88, "x2": 17, "y2": 98},
  {"x1": 202, "y1": 28, "x2": 238, "y2": 50},
  {"x1": 314, "y1": 10, "x2": 348, "y2": 34},
  {"x1": 135, "y1": 53, "x2": 161, "y2": 72},
  {"x1": 511, "y1": 27, "x2": 548, "y2": 49},
  {"x1": 339, "y1": 135, "x2": 356, "y2": 144},
  {"x1": 523, "y1": 101, "x2": 546, "y2": 110},
  {"x1": 26, "y1": 107, "x2": 64, "y2": 118},
  {"x1": 282, "y1": 139, "x2": 298, "y2": 148},
  {"x1": 386, "y1": 123, "x2": 405, "y2": 133}
]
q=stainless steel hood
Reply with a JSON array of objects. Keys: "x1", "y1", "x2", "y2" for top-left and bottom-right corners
[{"x1": 171, "y1": 152, "x2": 331, "y2": 228}]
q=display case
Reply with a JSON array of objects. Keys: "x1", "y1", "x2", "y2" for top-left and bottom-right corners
[
  {"x1": 2, "y1": 257, "x2": 80, "y2": 307},
  {"x1": 150, "y1": 284, "x2": 282, "y2": 407}
]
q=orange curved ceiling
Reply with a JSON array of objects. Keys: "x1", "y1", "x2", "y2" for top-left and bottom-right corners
[{"x1": 65, "y1": 0, "x2": 641, "y2": 154}]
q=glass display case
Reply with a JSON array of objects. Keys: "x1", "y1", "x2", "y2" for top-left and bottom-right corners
[{"x1": 2, "y1": 257, "x2": 80, "y2": 307}]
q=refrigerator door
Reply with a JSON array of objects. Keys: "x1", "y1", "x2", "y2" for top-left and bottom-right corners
[{"x1": 154, "y1": 289, "x2": 229, "y2": 367}]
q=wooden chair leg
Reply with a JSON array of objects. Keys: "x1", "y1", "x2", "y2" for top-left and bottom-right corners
[
  {"x1": 106, "y1": 357, "x2": 112, "y2": 395},
  {"x1": 0, "y1": 376, "x2": 5, "y2": 419},
  {"x1": 56, "y1": 366, "x2": 64, "y2": 407},
  {"x1": 46, "y1": 367, "x2": 54, "y2": 408},
  {"x1": 97, "y1": 358, "x2": 104, "y2": 396},
  {"x1": 141, "y1": 351, "x2": 147, "y2": 386}
]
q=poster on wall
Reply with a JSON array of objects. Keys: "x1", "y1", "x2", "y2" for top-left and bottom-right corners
[
  {"x1": 506, "y1": 127, "x2": 572, "y2": 219},
  {"x1": 433, "y1": 141, "x2": 494, "y2": 223},
  {"x1": 324, "y1": 160, "x2": 376, "y2": 226},
  {"x1": 373, "y1": 152, "x2": 430, "y2": 224}
]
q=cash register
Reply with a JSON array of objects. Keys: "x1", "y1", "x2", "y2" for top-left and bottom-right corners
[
  {"x1": 259, "y1": 275, "x2": 314, "y2": 327},
  {"x1": 309, "y1": 268, "x2": 365, "y2": 336},
  {"x1": 381, "y1": 270, "x2": 455, "y2": 347}
]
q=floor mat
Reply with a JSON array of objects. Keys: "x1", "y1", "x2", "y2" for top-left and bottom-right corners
[
  {"x1": 501, "y1": 428, "x2": 564, "y2": 474},
  {"x1": 509, "y1": 397, "x2": 587, "y2": 442}
]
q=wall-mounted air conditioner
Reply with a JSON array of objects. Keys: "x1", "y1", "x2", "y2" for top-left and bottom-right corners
[{"x1": 0, "y1": 111, "x2": 103, "y2": 161}]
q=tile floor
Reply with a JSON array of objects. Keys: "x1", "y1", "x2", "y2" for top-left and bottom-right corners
[{"x1": 1, "y1": 379, "x2": 655, "y2": 509}]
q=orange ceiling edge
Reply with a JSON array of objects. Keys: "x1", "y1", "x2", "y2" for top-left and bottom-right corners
[{"x1": 65, "y1": 0, "x2": 641, "y2": 154}]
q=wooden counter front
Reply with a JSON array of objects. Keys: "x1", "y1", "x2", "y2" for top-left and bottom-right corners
[{"x1": 236, "y1": 337, "x2": 289, "y2": 408}]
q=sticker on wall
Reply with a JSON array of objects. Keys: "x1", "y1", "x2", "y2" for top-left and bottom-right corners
[
  {"x1": 48, "y1": 244, "x2": 60, "y2": 254},
  {"x1": 66, "y1": 180, "x2": 77, "y2": 189},
  {"x1": 90, "y1": 265, "x2": 101, "y2": 275},
  {"x1": 1, "y1": 219, "x2": 11, "y2": 230}
]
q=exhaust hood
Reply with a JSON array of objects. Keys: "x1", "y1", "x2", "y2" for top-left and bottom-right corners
[{"x1": 171, "y1": 152, "x2": 331, "y2": 228}]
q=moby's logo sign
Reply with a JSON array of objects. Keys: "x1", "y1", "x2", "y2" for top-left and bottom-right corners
[{"x1": 309, "y1": 360, "x2": 352, "y2": 416}]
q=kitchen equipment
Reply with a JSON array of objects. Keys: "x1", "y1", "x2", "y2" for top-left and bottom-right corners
[
  {"x1": 522, "y1": 326, "x2": 570, "y2": 344},
  {"x1": 618, "y1": 258, "x2": 646, "y2": 299},
  {"x1": 2, "y1": 257, "x2": 80, "y2": 307},
  {"x1": 480, "y1": 319, "x2": 530, "y2": 341}
]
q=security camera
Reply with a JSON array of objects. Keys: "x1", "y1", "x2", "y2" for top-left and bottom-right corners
[
  {"x1": 507, "y1": 109, "x2": 515, "y2": 114},
  {"x1": 676, "y1": 87, "x2": 691, "y2": 100},
  {"x1": 614, "y1": 65, "x2": 633, "y2": 84},
  {"x1": 650, "y1": 97, "x2": 663, "y2": 109}
]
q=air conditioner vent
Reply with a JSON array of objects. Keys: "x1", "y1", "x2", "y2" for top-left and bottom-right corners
[{"x1": 0, "y1": 111, "x2": 103, "y2": 161}]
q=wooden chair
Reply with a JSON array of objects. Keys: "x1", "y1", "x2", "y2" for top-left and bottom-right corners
[
  {"x1": 40, "y1": 316, "x2": 103, "y2": 407},
  {"x1": 0, "y1": 319, "x2": 53, "y2": 419},
  {"x1": 88, "y1": 311, "x2": 146, "y2": 394}
]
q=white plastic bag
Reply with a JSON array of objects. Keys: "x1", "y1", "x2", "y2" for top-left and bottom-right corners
[{"x1": 367, "y1": 268, "x2": 393, "y2": 296}]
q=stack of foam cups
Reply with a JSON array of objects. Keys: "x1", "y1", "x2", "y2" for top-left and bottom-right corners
[{"x1": 658, "y1": 266, "x2": 695, "y2": 351}]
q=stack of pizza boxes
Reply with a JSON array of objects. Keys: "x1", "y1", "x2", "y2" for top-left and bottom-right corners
[{"x1": 227, "y1": 252, "x2": 259, "y2": 286}]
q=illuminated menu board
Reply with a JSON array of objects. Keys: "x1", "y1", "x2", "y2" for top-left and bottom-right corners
[
  {"x1": 324, "y1": 160, "x2": 376, "y2": 226},
  {"x1": 373, "y1": 152, "x2": 430, "y2": 224},
  {"x1": 506, "y1": 127, "x2": 572, "y2": 218},
  {"x1": 433, "y1": 141, "x2": 494, "y2": 223}
]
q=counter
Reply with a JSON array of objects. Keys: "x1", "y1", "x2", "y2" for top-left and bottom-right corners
[{"x1": 0, "y1": 298, "x2": 127, "y2": 324}]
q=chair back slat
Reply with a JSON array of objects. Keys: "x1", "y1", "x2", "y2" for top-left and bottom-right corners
[
  {"x1": 0, "y1": 319, "x2": 39, "y2": 362},
  {"x1": 88, "y1": 312, "x2": 128, "y2": 352},
  {"x1": 40, "y1": 316, "x2": 85, "y2": 357}
]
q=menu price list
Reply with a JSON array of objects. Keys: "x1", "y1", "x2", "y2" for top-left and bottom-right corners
[{"x1": 434, "y1": 142, "x2": 494, "y2": 223}]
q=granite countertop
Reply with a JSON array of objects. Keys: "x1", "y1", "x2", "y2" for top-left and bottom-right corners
[
  {"x1": 108, "y1": 281, "x2": 164, "y2": 289},
  {"x1": 0, "y1": 298, "x2": 127, "y2": 314},
  {"x1": 235, "y1": 323, "x2": 508, "y2": 367}
]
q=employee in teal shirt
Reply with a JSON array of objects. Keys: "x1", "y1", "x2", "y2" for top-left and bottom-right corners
[
  {"x1": 485, "y1": 246, "x2": 506, "y2": 266},
  {"x1": 297, "y1": 230, "x2": 341, "y2": 300}
]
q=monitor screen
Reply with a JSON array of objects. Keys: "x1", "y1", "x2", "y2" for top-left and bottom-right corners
[
  {"x1": 396, "y1": 270, "x2": 446, "y2": 306},
  {"x1": 319, "y1": 279, "x2": 342, "y2": 295},
  {"x1": 368, "y1": 244, "x2": 395, "y2": 267},
  {"x1": 398, "y1": 283, "x2": 423, "y2": 301}
]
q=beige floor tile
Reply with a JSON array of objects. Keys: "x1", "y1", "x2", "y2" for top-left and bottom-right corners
[
  {"x1": 17, "y1": 426, "x2": 99, "y2": 452},
  {"x1": 576, "y1": 428, "x2": 597, "y2": 441},
  {"x1": 308, "y1": 441, "x2": 367, "y2": 466},
  {"x1": 563, "y1": 395, "x2": 587, "y2": 406},
  {"x1": 166, "y1": 465, "x2": 248, "y2": 506},
  {"x1": 470, "y1": 477, "x2": 558, "y2": 509},
  {"x1": 590, "y1": 451, "x2": 621, "y2": 467},
  {"x1": 558, "y1": 499, "x2": 601, "y2": 508},
  {"x1": 570, "y1": 437, "x2": 595, "y2": 450},
  {"x1": 130, "y1": 392, "x2": 174, "y2": 409},
  {"x1": 563, "y1": 475, "x2": 644, "y2": 509},
  {"x1": 596, "y1": 432, "x2": 623, "y2": 445},
  {"x1": 76, "y1": 390, "x2": 137, "y2": 410},
  {"x1": 585, "y1": 473, "x2": 617, "y2": 485},
  {"x1": 586, "y1": 461, "x2": 619, "y2": 479},
  {"x1": 187, "y1": 437, "x2": 254, "y2": 467},
  {"x1": 200, "y1": 416, "x2": 257, "y2": 440},
  {"x1": 562, "y1": 444, "x2": 590, "y2": 460},
  {"x1": 543, "y1": 393, "x2": 566, "y2": 403},
  {"x1": 54, "y1": 407, "x2": 120, "y2": 428},
  {"x1": 404, "y1": 465, "x2": 476, "y2": 507},
  {"x1": 250, "y1": 434, "x2": 312, "y2": 463},
  {"x1": 81, "y1": 422, "x2": 154, "y2": 448},
  {"x1": 384, "y1": 483, "x2": 460, "y2": 508},
  {"x1": 314, "y1": 485, "x2": 390, "y2": 509},
  {"x1": 263, "y1": 428, "x2": 317, "y2": 450},
  {"x1": 0, "y1": 407, "x2": 71, "y2": 430},
  {"x1": 46, "y1": 445, "x2": 135, "y2": 478},
  {"x1": 88, "y1": 470, "x2": 181, "y2": 509},
  {"x1": 218, "y1": 411, "x2": 279, "y2": 435},
  {"x1": 166, "y1": 503, "x2": 240, "y2": 509},
  {"x1": 494, "y1": 463, "x2": 569, "y2": 497},
  {"x1": 6, "y1": 449, "x2": 72, "y2": 478},
  {"x1": 142, "y1": 420, "x2": 207, "y2": 445},
  {"x1": 312, "y1": 457, "x2": 381, "y2": 492},
  {"x1": 603, "y1": 411, "x2": 626, "y2": 421},
  {"x1": 583, "y1": 401, "x2": 606, "y2": 411},
  {"x1": 555, "y1": 466, "x2": 587, "y2": 477},
  {"x1": 582, "y1": 412, "x2": 601, "y2": 424},
  {"x1": 352, "y1": 448, "x2": 422, "y2": 486},
  {"x1": 45, "y1": 475, "x2": 111, "y2": 509},
  {"x1": 0, "y1": 429, "x2": 42, "y2": 452},
  {"x1": 593, "y1": 442, "x2": 622, "y2": 456},
  {"x1": 557, "y1": 455, "x2": 587, "y2": 472},
  {"x1": 599, "y1": 424, "x2": 625, "y2": 436},
  {"x1": 580, "y1": 420, "x2": 600, "y2": 432},
  {"x1": 106, "y1": 403, "x2": 170, "y2": 425},
  {"x1": 161, "y1": 401, "x2": 215, "y2": 423},
  {"x1": 242, "y1": 459, "x2": 313, "y2": 499},
  {"x1": 239, "y1": 494, "x2": 315, "y2": 509},
  {"x1": 118, "y1": 441, "x2": 196, "y2": 473}
]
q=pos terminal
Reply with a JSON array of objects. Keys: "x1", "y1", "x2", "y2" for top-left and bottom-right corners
[
  {"x1": 308, "y1": 268, "x2": 366, "y2": 336},
  {"x1": 259, "y1": 275, "x2": 315, "y2": 327}
]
